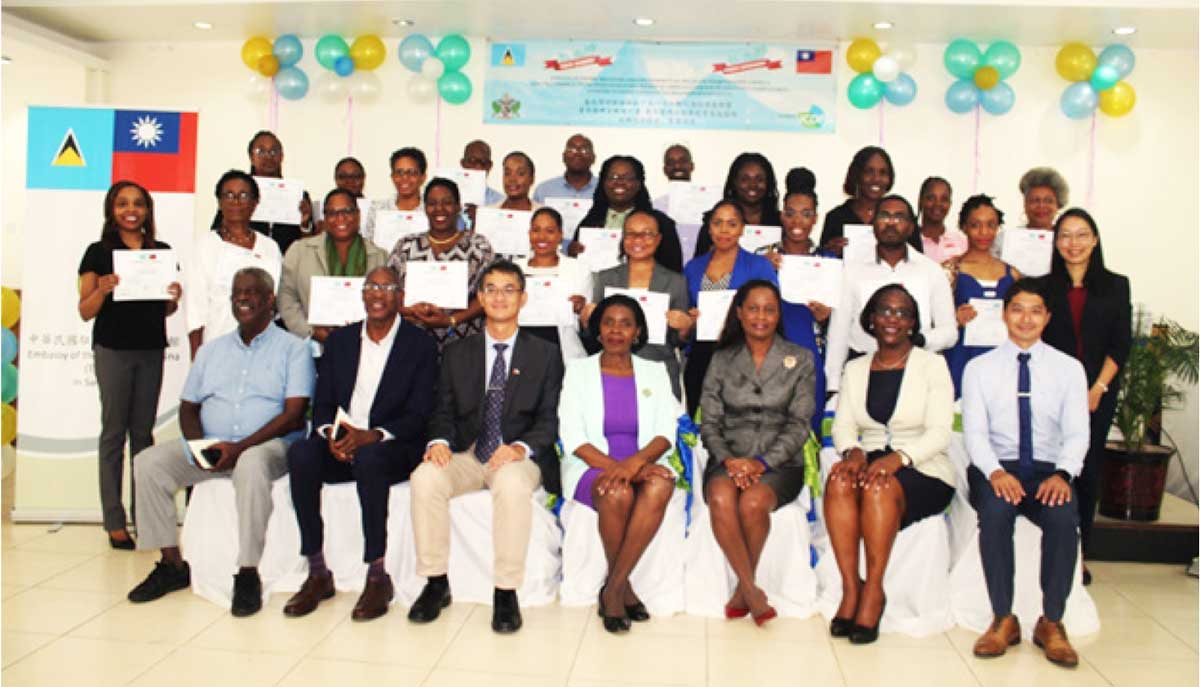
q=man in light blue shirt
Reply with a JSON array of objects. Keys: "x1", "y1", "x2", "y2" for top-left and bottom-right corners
[
  {"x1": 962, "y1": 277, "x2": 1088, "y2": 667},
  {"x1": 127, "y1": 267, "x2": 315, "y2": 617},
  {"x1": 531, "y1": 133, "x2": 597, "y2": 203}
]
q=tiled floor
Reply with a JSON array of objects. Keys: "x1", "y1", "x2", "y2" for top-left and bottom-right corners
[{"x1": 1, "y1": 523, "x2": 1197, "y2": 687}]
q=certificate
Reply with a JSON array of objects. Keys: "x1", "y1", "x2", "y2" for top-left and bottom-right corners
[
  {"x1": 112, "y1": 249, "x2": 176, "y2": 301},
  {"x1": 251, "y1": 177, "x2": 304, "y2": 225},
  {"x1": 696, "y1": 289, "x2": 736, "y2": 342},
  {"x1": 666, "y1": 181, "x2": 723, "y2": 225},
  {"x1": 779, "y1": 255, "x2": 843, "y2": 306},
  {"x1": 519, "y1": 276, "x2": 574, "y2": 327},
  {"x1": 577, "y1": 227, "x2": 623, "y2": 272},
  {"x1": 306, "y1": 276, "x2": 366, "y2": 326},
  {"x1": 843, "y1": 224, "x2": 877, "y2": 264},
  {"x1": 963, "y1": 298, "x2": 1007, "y2": 347},
  {"x1": 739, "y1": 225, "x2": 781, "y2": 253},
  {"x1": 474, "y1": 208, "x2": 532, "y2": 257},
  {"x1": 372, "y1": 210, "x2": 429, "y2": 252},
  {"x1": 182, "y1": 438, "x2": 220, "y2": 470},
  {"x1": 544, "y1": 197, "x2": 593, "y2": 235},
  {"x1": 214, "y1": 244, "x2": 281, "y2": 295},
  {"x1": 404, "y1": 261, "x2": 468, "y2": 310},
  {"x1": 604, "y1": 287, "x2": 669, "y2": 345},
  {"x1": 434, "y1": 167, "x2": 486, "y2": 207},
  {"x1": 1001, "y1": 228, "x2": 1053, "y2": 277}
]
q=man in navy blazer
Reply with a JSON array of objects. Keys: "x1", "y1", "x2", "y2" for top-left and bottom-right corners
[{"x1": 283, "y1": 266, "x2": 438, "y2": 621}]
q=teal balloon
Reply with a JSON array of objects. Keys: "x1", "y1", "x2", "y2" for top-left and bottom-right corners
[
  {"x1": 398, "y1": 34, "x2": 435, "y2": 72},
  {"x1": 1, "y1": 363, "x2": 16, "y2": 403},
  {"x1": 883, "y1": 73, "x2": 917, "y2": 106},
  {"x1": 1098, "y1": 44, "x2": 1135, "y2": 79},
  {"x1": 1090, "y1": 64, "x2": 1121, "y2": 92},
  {"x1": 945, "y1": 79, "x2": 980, "y2": 113},
  {"x1": 0, "y1": 328, "x2": 14, "y2": 365},
  {"x1": 315, "y1": 34, "x2": 349, "y2": 71},
  {"x1": 983, "y1": 40, "x2": 1022, "y2": 79},
  {"x1": 1060, "y1": 81, "x2": 1098, "y2": 119},
  {"x1": 334, "y1": 55, "x2": 354, "y2": 77},
  {"x1": 847, "y1": 73, "x2": 884, "y2": 109},
  {"x1": 435, "y1": 34, "x2": 471, "y2": 72},
  {"x1": 944, "y1": 39, "x2": 982, "y2": 80},
  {"x1": 275, "y1": 66, "x2": 309, "y2": 100},
  {"x1": 980, "y1": 81, "x2": 1015, "y2": 115},
  {"x1": 273, "y1": 34, "x2": 303, "y2": 67},
  {"x1": 437, "y1": 70, "x2": 472, "y2": 104}
]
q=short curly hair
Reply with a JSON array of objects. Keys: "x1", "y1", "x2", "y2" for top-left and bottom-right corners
[
  {"x1": 588, "y1": 294, "x2": 650, "y2": 353},
  {"x1": 1018, "y1": 167, "x2": 1069, "y2": 207}
]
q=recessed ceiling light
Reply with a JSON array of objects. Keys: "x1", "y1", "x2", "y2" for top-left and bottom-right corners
[
  {"x1": 192, "y1": 21, "x2": 213, "y2": 30},
  {"x1": 633, "y1": 17, "x2": 655, "y2": 27},
  {"x1": 392, "y1": 18, "x2": 414, "y2": 27},
  {"x1": 1112, "y1": 26, "x2": 1137, "y2": 36},
  {"x1": 874, "y1": 21, "x2": 894, "y2": 30}
]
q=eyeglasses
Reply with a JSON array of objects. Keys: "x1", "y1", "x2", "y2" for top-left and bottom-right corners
[
  {"x1": 624, "y1": 231, "x2": 659, "y2": 242},
  {"x1": 481, "y1": 285, "x2": 523, "y2": 297},
  {"x1": 783, "y1": 209, "x2": 817, "y2": 219},
  {"x1": 220, "y1": 191, "x2": 255, "y2": 203},
  {"x1": 392, "y1": 169, "x2": 422, "y2": 178},
  {"x1": 335, "y1": 171, "x2": 365, "y2": 181},
  {"x1": 251, "y1": 147, "x2": 281, "y2": 158},
  {"x1": 324, "y1": 207, "x2": 359, "y2": 218},
  {"x1": 606, "y1": 173, "x2": 637, "y2": 183},
  {"x1": 1057, "y1": 231, "x2": 1094, "y2": 244},
  {"x1": 876, "y1": 211, "x2": 911, "y2": 223},
  {"x1": 362, "y1": 283, "x2": 400, "y2": 293},
  {"x1": 875, "y1": 306, "x2": 915, "y2": 319}
]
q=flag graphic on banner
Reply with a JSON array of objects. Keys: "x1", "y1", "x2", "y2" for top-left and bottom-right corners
[
  {"x1": 52, "y1": 130, "x2": 86, "y2": 167},
  {"x1": 795, "y1": 49, "x2": 833, "y2": 74}
]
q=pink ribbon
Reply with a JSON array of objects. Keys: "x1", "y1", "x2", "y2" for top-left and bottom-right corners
[
  {"x1": 878, "y1": 100, "x2": 885, "y2": 147},
  {"x1": 1087, "y1": 111, "x2": 1097, "y2": 210},
  {"x1": 972, "y1": 104, "x2": 981, "y2": 194},
  {"x1": 434, "y1": 94, "x2": 442, "y2": 167},
  {"x1": 345, "y1": 94, "x2": 354, "y2": 155},
  {"x1": 268, "y1": 82, "x2": 279, "y2": 132}
]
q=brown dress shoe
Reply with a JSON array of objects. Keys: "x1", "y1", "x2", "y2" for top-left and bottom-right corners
[
  {"x1": 973, "y1": 615, "x2": 1021, "y2": 657},
  {"x1": 1033, "y1": 616, "x2": 1079, "y2": 667},
  {"x1": 352, "y1": 575, "x2": 395, "y2": 621},
  {"x1": 283, "y1": 572, "x2": 335, "y2": 617}
]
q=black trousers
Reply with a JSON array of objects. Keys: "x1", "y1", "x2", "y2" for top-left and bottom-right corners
[
  {"x1": 1078, "y1": 390, "x2": 1118, "y2": 556},
  {"x1": 683, "y1": 340, "x2": 715, "y2": 419},
  {"x1": 968, "y1": 465, "x2": 1078, "y2": 622},
  {"x1": 287, "y1": 436, "x2": 421, "y2": 562}
]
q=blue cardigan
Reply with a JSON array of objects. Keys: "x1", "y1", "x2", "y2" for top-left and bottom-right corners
[{"x1": 683, "y1": 248, "x2": 778, "y2": 307}]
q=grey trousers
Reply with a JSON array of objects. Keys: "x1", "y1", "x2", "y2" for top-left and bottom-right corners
[
  {"x1": 93, "y1": 345, "x2": 164, "y2": 531},
  {"x1": 134, "y1": 437, "x2": 289, "y2": 567}
]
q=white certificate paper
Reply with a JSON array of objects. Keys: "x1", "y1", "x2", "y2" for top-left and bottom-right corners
[
  {"x1": 577, "y1": 227, "x2": 623, "y2": 272},
  {"x1": 404, "y1": 261, "x2": 468, "y2": 310},
  {"x1": 739, "y1": 225, "x2": 782, "y2": 253},
  {"x1": 1001, "y1": 228, "x2": 1053, "y2": 277},
  {"x1": 843, "y1": 224, "x2": 877, "y2": 264},
  {"x1": 372, "y1": 210, "x2": 429, "y2": 252},
  {"x1": 519, "y1": 276, "x2": 574, "y2": 327},
  {"x1": 182, "y1": 438, "x2": 220, "y2": 470},
  {"x1": 545, "y1": 197, "x2": 593, "y2": 235},
  {"x1": 604, "y1": 287, "x2": 669, "y2": 345},
  {"x1": 434, "y1": 167, "x2": 486, "y2": 207},
  {"x1": 307, "y1": 276, "x2": 366, "y2": 326},
  {"x1": 696, "y1": 289, "x2": 737, "y2": 342},
  {"x1": 251, "y1": 177, "x2": 304, "y2": 225},
  {"x1": 963, "y1": 298, "x2": 1007, "y2": 347},
  {"x1": 112, "y1": 249, "x2": 176, "y2": 301},
  {"x1": 779, "y1": 255, "x2": 843, "y2": 306},
  {"x1": 214, "y1": 245, "x2": 281, "y2": 295},
  {"x1": 475, "y1": 208, "x2": 532, "y2": 257},
  {"x1": 666, "y1": 181, "x2": 723, "y2": 225}
]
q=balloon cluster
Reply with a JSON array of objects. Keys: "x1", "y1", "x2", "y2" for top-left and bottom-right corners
[
  {"x1": 845, "y1": 38, "x2": 918, "y2": 109},
  {"x1": 398, "y1": 34, "x2": 473, "y2": 105},
  {"x1": 1, "y1": 287, "x2": 19, "y2": 445},
  {"x1": 313, "y1": 34, "x2": 387, "y2": 104},
  {"x1": 943, "y1": 40, "x2": 1021, "y2": 115},
  {"x1": 242, "y1": 35, "x2": 310, "y2": 101},
  {"x1": 1057, "y1": 43, "x2": 1136, "y2": 119}
]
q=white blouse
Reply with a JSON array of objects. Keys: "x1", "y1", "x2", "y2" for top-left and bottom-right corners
[{"x1": 185, "y1": 230, "x2": 282, "y2": 343}]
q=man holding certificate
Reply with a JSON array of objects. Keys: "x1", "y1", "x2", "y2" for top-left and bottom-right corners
[{"x1": 283, "y1": 267, "x2": 439, "y2": 621}]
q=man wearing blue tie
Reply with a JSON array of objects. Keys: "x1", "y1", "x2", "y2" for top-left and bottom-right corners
[{"x1": 962, "y1": 278, "x2": 1090, "y2": 667}]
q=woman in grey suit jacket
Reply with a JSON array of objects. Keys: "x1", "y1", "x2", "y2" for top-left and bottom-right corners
[{"x1": 700, "y1": 280, "x2": 816, "y2": 626}]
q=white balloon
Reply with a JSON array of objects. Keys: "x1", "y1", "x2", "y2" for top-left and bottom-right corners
[
  {"x1": 421, "y1": 57, "x2": 446, "y2": 80},
  {"x1": 407, "y1": 74, "x2": 436, "y2": 103},
  {"x1": 349, "y1": 71, "x2": 383, "y2": 104},
  {"x1": 872, "y1": 55, "x2": 901, "y2": 83},
  {"x1": 885, "y1": 42, "x2": 918, "y2": 70},
  {"x1": 245, "y1": 73, "x2": 272, "y2": 103},
  {"x1": 314, "y1": 71, "x2": 348, "y2": 103}
]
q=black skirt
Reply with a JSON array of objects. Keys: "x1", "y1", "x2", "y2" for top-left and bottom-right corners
[{"x1": 867, "y1": 448, "x2": 954, "y2": 530}]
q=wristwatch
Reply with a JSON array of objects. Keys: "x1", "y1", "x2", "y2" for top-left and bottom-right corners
[{"x1": 897, "y1": 450, "x2": 913, "y2": 468}]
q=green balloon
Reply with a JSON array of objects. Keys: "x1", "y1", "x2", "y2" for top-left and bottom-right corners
[
  {"x1": 1, "y1": 363, "x2": 16, "y2": 404},
  {"x1": 984, "y1": 40, "x2": 1022, "y2": 80},
  {"x1": 944, "y1": 39, "x2": 982, "y2": 80},
  {"x1": 435, "y1": 34, "x2": 471, "y2": 72},
  {"x1": 315, "y1": 34, "x2": 350, "y2": 71},
  {"x1": 847, "y1": 73, "x2": 883, "y2": 109},
  {"x1": 437, "y1": 70, "x2": 472, "y2": 105}
]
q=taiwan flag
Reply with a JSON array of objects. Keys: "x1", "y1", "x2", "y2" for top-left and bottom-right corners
[
  {"x1": 111, "y1": 110, "x2": 198, "y2": 193},
  {"x1": 795, "y1": 49, "x2": 832, "y2": 74}
]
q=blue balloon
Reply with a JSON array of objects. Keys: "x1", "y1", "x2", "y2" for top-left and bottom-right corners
[
  {"x1": 334, "y1": 55, "x2": 355, "y2": 77},
  {"x1": 398, "y1": 34, "x2": 435, "y2": 73},
  {"x1": 275, "y1": 66, "x2": 309, "y2": 100},
  {"x1": 0, "y1": 328, "x2": 15, "y2": 366},
  {"x1": 1060, "y1": 81, "x2": 1098, "y2": 119},
  {"x1": 273, "y1": 34, "x2": 303, "y2": 67},
  {"x1": 1090, "y1": 64, "x2": 1121, "y2": 92},
  {"x1": 883, "y1": 73, "x2": 917, "y2": 106},
  {"x1": 945, "y1": 79, "x2": 980, "y2": 114},
  {"x1": 1097, "y1": 44, "x2": 1135, "y2": 79},
  {"x1": 980, "y1": 81, "x2": 1015, "y2": 115}
]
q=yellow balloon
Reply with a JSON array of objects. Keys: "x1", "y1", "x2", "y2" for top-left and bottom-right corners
[
  {"x1": 257, "y1": 54, "x2": 280, "y2": 77},
  {"x1": 349, "y1": 34, "x2": 387, "y2": 71},
  {"x1": 973, "y1": 66, "x2": 1000, "y2": 91},
  {"x1": 1056, "y1": 42, "x2": 1097, "y2": 82},
  {"x1": 241, "y1": 36, "x2": 274, "y2": 71},
  {"x1": 0, "y1": 288, "x2": 19, "y2": 329},
  {"x1": 1099, "y1": 80, "x2": 1136, "y2": 117},
  {"x1": 1, "y1": 403, "x2": 15, "y2": 445},
  {"x1": 846, "y1": 38, "x2": 882, "y2": 74}
]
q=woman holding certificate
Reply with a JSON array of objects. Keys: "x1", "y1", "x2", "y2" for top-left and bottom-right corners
[
  {"x1": 941, "y1": 195, "x2": 1019, "y2": 398},
  {"x1": 277, "y1": 189, "x2": 389, "y2": 342},
  {"x1": 78, "y1": 181, "x2": 182, "y2": 549},
  {"x1": 489, "y1": 152, "x2": 541, "y2": 212},
  {"x1": 693, "y1": 153, "x2": 782, "y2": 258},
  {"x1": 386, "y1": 178, "x2": 495, "y2": 350},
  {"x1": 682, "y1": 200, "x2": 777, "y2": 418},
  {"x1": 1042, "y1": 208, "x2": 1130, "y2": 584},
  {"x1": 819, "y1": 146, "x2": 895, "y2": 256},
  {"x1": 571, "y1": 156, "x2": 683, "y2": 273},
  {"x1": 512, "y1": 208, "x2": 590, "y2": 361}
]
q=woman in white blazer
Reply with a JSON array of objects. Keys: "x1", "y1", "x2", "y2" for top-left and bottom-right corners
[
  {"x1": 513, "y1": 207, "x2": 590, "y2": 362},
  {"x1": 558, "y1": 294, "x2": 681, "y2": 634},
  {"x1": 826, "y1": 284, "x2": 955, "y2": 645}
]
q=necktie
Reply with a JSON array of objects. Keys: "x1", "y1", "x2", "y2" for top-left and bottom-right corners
[
  {"x1": 475, "y1": 343, "x2": 508, "y2": 462},
  {"x1": 1017, "y1": 352, "x2": 1033, "y2": 481}
]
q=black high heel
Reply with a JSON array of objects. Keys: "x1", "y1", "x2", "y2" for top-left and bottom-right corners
[
  {"x1": 829, "y1": 616, "x2": 854, "y2": 638},
  {"x1": 849, "y1": 595, "x2": 887, "y2": 645},
  {"x1": 598, "y1": 585, "x2": 630, "y2": 633}
]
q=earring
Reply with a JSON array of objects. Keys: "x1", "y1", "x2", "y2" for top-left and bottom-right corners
[{"x1": 907, "y1": 329, "x2": 913, "y2": 335}]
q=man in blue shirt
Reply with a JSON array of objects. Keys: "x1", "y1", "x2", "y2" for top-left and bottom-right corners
[
  {"x1": 962, "y1": 278, "x2": 1089, "y2": 667},
  {"x1": 531, "y1": 133, "x2": 597, "y2": 203},
  {"x1": 127, "y1": 267, "x2": 315, "y2": 617}
]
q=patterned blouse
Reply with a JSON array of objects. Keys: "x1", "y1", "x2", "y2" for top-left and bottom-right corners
[{"x1": 387, "y1": 231, "x2": 495, "y2": 347}]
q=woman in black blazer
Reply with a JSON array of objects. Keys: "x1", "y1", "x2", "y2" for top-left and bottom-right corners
[{"x1": 1041, "y1": 208, "x2": 1131, "y2": 582}]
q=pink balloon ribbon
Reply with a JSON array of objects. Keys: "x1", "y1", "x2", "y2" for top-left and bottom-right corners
[
  {"x1": 346, "y1": 94, "x2": 354, "y2": 156},
  {"x1": 972, "y1": 104, "x2": 981, "y2": 194},
  {"x1": 1087, "y1": 111, "x2": 1097, "y2": 210},
  {"x1": 878, "y1": 99, "x2": 885, "y2": 147},
  {"x1": 434, "y1": 94, "x2": 442, "y2": 167}
]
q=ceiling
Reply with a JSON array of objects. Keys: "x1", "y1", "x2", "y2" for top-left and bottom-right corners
[{"x1": 2, "y1": 0, "x2": 1197, "y2": 50}]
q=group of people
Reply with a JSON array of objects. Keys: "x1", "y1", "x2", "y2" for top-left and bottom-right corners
[{"x1": 76, "y1": 130, "x2": 1130, "y2": 667}]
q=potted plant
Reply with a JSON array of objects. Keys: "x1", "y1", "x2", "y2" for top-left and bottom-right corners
[{"x1": 1101, "y1": 307, "x2": 1199, "y2": 521}]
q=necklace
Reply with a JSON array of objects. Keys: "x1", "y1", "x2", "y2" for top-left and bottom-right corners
[
  {"x1": 873, "y1": 349, "x2": 910, "y2": 370},
  {"x1": 426, "y1": 231, "x2": 459, "y2": 247},
  {"x1": 221, "y1": 226, "x2": 254, "y2": 248}
]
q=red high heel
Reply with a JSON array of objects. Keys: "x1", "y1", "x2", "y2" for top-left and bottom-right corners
[
  {"x1": 724, "y1": 604, "x2": 750, "y2": 619},
  {"x1": 752, "y1": 605, "x2": 778, "y2": 627}
]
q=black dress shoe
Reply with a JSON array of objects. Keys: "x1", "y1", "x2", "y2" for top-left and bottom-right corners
[
  {"x1": 492, "y1": 588, "x2": 523, "y2": 634},
  {"x1": 108, "y1": 531, "x2": 136, "y2": 550},
  {"x1": 407, "y1": 578, "x2": 451, "y2": 623},
  {"x1": 597, "y1": 585, "x2": 630, "y2": 633},
  {"x1": 830, "y1": 616, "x2": 854, "y2": 638},
  {"x1": 849, "y1": 595, "x2": 886, "y2": 645},
  {"x1": 624, "y1": 601, "x2": 650, "y2": 622},
  {"x1": 128, "y1": 561, "x2": 190, "y2": 603},
  {"x1": 1082, "y1": 566, "x2": 1092, "y2": 586},
  {"x1": 231, "y1": 568, "x2": 263, "y2": 617}
]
